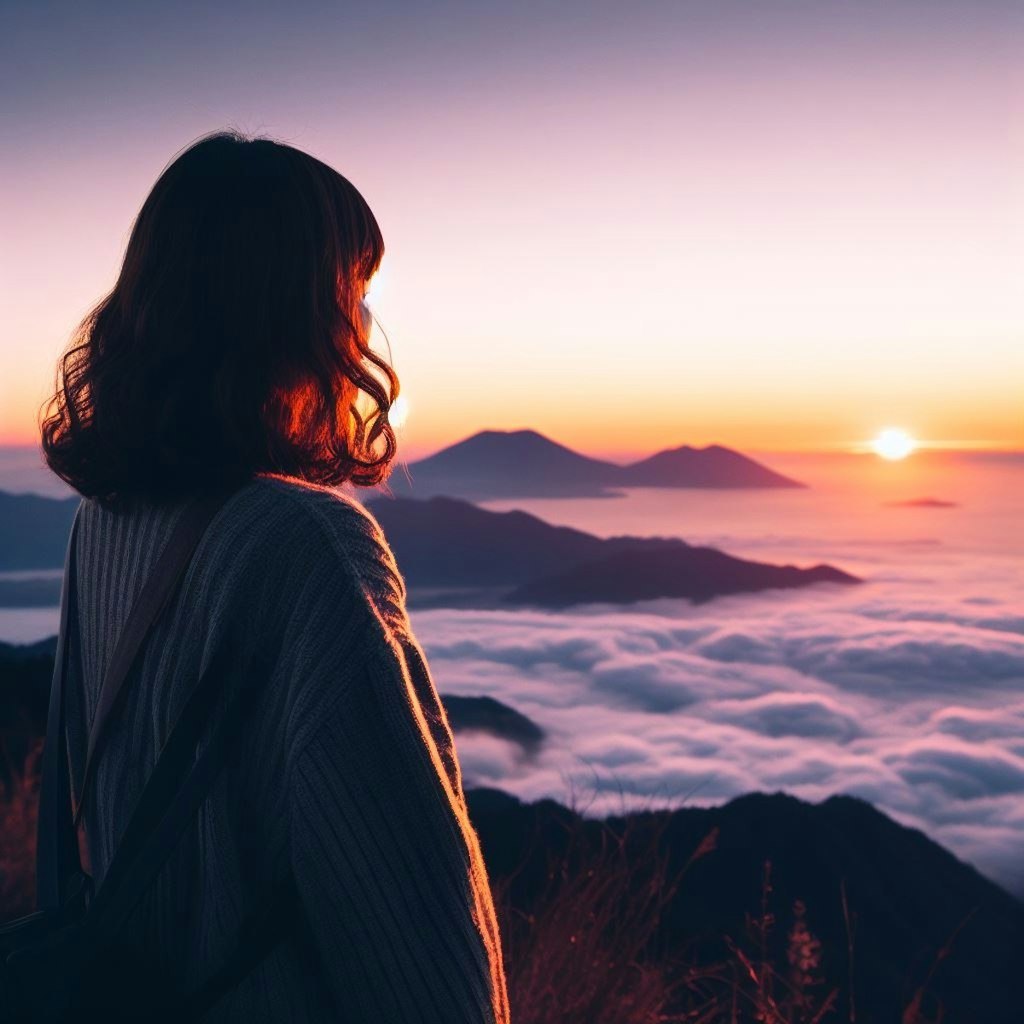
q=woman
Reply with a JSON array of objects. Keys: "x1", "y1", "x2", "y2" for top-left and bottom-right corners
[{"x1": 39, "y1": 130, "x2": 510, "y2": 1022}]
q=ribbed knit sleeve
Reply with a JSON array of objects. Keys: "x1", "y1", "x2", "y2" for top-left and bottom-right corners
[{"x1": 282, "y1": 489, "x2": 510, "y2": 1023}]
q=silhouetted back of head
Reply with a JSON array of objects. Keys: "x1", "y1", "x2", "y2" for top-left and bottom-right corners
[{"x1": 40, "y1": 129, "x2": 398, "y2": 507}]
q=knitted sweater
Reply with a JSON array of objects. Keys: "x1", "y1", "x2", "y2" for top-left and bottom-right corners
[{"x1": 64, "y1": 473, "x2": 510, "y2": 1022}]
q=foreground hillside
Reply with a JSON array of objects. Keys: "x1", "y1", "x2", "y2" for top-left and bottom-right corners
[{"x1": 469, "y1": 787, "x2": 1024, "y2": 1023}]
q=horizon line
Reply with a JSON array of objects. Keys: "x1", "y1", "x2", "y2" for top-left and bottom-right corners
[{"x1": 2, "y1": 434, "x2": 1022, "y2": 461}]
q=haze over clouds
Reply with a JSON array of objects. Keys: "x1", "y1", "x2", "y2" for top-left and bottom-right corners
[{"x1": 413, "y1": 564, "x2": 1024, "y2": 895}]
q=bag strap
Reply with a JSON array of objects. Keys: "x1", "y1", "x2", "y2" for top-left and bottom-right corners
[
  {"x1": 83, "y1": 585, "x2": 299, "y2": 1018},
  {"x1": 87, "y1": 634, "x2": 259, "y2": 926},
  {"x1": 73, "y1": 488, "x2": 239, "y2": 829},
  {"x1": 38, "y1": 484, "x2": 239, "y2": 909}
]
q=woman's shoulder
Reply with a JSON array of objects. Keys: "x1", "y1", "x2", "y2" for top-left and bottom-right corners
[
  {"x1": 242, "y1": 474, "x2": 392, "y2": 561},
  {"x1": 75, "y1": 474, "x2": 408, "y2": 634},
  {"x1": 238, "y1": 474, "x2": 408, "y2": 629}
]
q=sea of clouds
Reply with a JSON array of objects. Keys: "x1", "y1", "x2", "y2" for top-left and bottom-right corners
[
  {"x1": 412, "y1": 558, "x2": 1024, "y2": 897},
  {"x1": 3, "y1": 452, "x2": 1021, "y2": 895}
]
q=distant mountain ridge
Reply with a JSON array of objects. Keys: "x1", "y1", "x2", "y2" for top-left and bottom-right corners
[
  {"x1": 366, "y1": 495, "x2": 858, "y2": 609},
  {"x1": 504, "y1": 545, "x2": 857, "y2": 608},
  {"x1": 0, "y1": 487, "x2": 857, "y2": 609},
  {"x1": 0, "y1": 490, "x2": 79, "y2": 570},
  {"x1": 383, "y1": 429, "x2": 804, "y2": 499}
]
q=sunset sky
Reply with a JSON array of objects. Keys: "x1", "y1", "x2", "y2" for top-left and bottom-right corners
[{"x1": 1, "y1": 0, "x2": 1021, "y2": 460}]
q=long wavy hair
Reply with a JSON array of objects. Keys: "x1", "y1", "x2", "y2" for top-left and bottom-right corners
[{"x1": 40, "y1": 129, "x2": 399, "y2": 508}]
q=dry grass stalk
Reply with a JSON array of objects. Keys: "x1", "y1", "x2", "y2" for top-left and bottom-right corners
[{"x1": 494, "y1": 809, "x2": 719, "y2": 1024}]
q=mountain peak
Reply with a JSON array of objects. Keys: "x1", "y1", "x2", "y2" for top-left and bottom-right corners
[
  {"x1": 621, "y1": 444, "x2": 804, "y2": 489},
  {"x1": 389, "y1": 428, "x2": 620, "y2": 499},
  {"x1": 457, "y1": 428, "x2": 581, "y2": 454},
  {"x1": 475, "y1": 428, "x2": 548, "y2": 440},
  {"x1": 384, "y1": 430, "x2": 806, "y2": 499}
]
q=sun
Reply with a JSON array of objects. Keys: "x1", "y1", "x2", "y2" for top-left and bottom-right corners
[
  {"x1": 387, "y1": 394, "x2": 410, "y2": 429},
  {"x1": 872, "y1": 428, "x2": 916, "y2": 460}
]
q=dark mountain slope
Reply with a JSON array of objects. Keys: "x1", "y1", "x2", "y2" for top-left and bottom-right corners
[
  {"x1": 442, "y1": 695, "x2": 545, "y2": 755},
  {"x1": 504, "y1": 546, "x2": 858, "y2": 607},
  {"x1": 0, "y1": 490, "x2": 78, "y2": 570},
  {"x1": 368, "y1": 495, "x2": 859, "y2": 608},
  {"x1": 467, "y1": 787, "x2": 1024, "y2": 1024},
  {"x1": 365, "y1": 495, "x2": 681, "y2": 588}
]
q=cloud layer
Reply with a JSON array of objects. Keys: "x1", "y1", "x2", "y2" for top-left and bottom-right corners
[{"x1": 413, "y1": 568, "x2": 1024, "y2": 896}]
